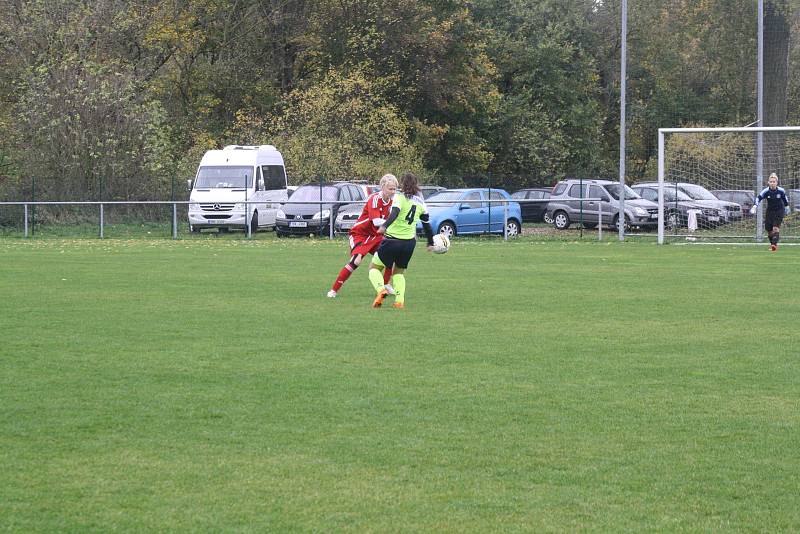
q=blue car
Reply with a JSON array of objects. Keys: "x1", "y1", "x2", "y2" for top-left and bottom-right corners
[{"x1": 417, "y1": 188, "x2": 523, "y2": 237}]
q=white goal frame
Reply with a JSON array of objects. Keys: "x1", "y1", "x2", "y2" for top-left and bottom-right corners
[{"x1": 657, "y1": 125, "x2": 800, "y2": 244}]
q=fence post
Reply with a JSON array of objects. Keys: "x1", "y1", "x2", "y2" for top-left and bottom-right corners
[
  {"x1": 598, "y1": 202, "x2": 603, "y2": 241},
  {"x1": 24, "y1": 204, "x2": 28, "y2": 238},
  {"x1": 172, "y1": 202, "x2": 178, "y2": 239},
  {"x1": 503, "y1": 201, "x2": 508, "y2": 241},
  {"x1": 99, "y1": 203, "x2": 104, "y2": 238}
]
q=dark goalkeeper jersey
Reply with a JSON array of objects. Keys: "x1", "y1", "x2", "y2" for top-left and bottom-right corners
[{"x1": 756, "y1": 186, "x2": 789, "y2": 212}]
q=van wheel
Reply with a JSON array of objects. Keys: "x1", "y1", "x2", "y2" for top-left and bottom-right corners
[
  {"x1": 190, "y1": 225, "x2": 200, "y2": 234},
  {"x1": 438, "y1": 222, "x2": 456, "y2": 237},
  {"x1": 505, "y1": 219, "x2": 521, "y2": 237},
  {"x1": 250, "y1": 212, "x2": 258, "y2": 234},
  {"x1": 553, "y1": 211, "x2": 570, "y2": 230}
]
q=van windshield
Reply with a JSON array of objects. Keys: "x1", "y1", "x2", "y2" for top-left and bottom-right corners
[
  {"x1": 195, "y1": 166, "x2": 252, "y2": 188},
  {"x1": 604, "y1": 184, "x2": 640, "y2": 200}
]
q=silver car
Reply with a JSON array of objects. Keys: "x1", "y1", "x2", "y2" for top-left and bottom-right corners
[{"x1": 545, "y1": 179, "x2": 658, "y2": 230}]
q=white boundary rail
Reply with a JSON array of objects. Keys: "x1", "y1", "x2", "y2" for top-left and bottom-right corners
[{"x1": 1, "y1": 199, "x2": 556, "y2": 240}]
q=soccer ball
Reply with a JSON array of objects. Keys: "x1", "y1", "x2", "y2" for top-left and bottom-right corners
[{"x1": 432, "y1": 233, "x2": 450, "y2": 254}]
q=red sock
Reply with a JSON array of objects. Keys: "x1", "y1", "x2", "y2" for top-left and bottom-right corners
[
  {"x1": 332, "y1": 264, "x2": 355, "y2": 292},
  {"x1": 383, "y1": 267, "x2": 393, "y2": 285}
]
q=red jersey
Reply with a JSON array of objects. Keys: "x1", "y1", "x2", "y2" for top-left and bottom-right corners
[{"x1": 349, "y1": 192, "x2": 392, "y2": 239}]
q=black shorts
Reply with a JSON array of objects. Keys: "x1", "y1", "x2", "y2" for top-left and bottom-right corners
[
  {"x1": 765, "y1": 210, "x2": 784, "y2": 232},
  {"x1": 376, "y1": 237, "x2": 417, "y2": 269}
]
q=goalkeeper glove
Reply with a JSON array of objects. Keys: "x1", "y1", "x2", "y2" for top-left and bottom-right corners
[
  {"x1": 786, "y1": 206, "x2": 791, "y2": 215},
  {"x1": 750, "y1": 205, "x2": 757, "y2": 215}
]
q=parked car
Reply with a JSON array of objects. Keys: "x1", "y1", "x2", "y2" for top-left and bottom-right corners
[
  {"x1": 421, "y1": 188, "x2": 522, "y2": 237},
  {"x1": 711, "y1": 190, "x2": 756, "y2": 217},
  {"x1": 633, "y1": 184, "x2": 722, "y2": 229},
  {"x1": 511, "y1": 188, "x2": 552, "y2": 223},
  {"x1": 419, "y1": 185, "x2": 446, "y2": 199},
  {"x1": 275, "y1": 182, "x2": 367, "y2": 236},
  {"x1": 545, "y1": 179, "x2": 658, "y2": 230},
  {"x1": 636, "y1": 182, "x2": 742, "y2": 224}
]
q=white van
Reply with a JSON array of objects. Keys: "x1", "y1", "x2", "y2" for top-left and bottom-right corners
[{"x1": 187, "y1": 145, "x2": 288, "y2": 233}]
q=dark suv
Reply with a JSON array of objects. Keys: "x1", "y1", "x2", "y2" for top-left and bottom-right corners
[
  {"x1": 545, "y1": 179, "x2": 658, "y2": 230},
  {"x1": 275, "y1": 182, "x2": 367, "y2": 236}
]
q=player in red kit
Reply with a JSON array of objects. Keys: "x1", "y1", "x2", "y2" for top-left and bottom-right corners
[{"x1": 327, "y1": 174, "x2": 397, "y2": 298}]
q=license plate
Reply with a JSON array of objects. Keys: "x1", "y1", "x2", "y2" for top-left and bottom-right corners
[
  {"x1": 708, "y1": 216, "x2": 719, "y2": 222},
  {"x1": 289, "y1": 221, "x2": 307, "y2": 228}
]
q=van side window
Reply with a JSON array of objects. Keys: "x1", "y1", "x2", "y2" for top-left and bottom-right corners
[
  {"x1": 255, "y1": 167, "x2": 263, "y2": 191},
  {"x1": 552, "y1": 183, "x2": 567, "y2": 195},
  {"x1": 261, "y1": 165, "x2": 287, "y2": 191}
]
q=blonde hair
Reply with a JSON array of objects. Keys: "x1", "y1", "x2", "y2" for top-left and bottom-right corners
[
  {"x1": 769, "y1": 172, "x2": 779, "y2": 181},
  {"x1": 379, "y1": 174, "x2": 398, "y2": 188}
]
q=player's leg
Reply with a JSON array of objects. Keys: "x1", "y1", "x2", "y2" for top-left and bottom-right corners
[
  {"x1": 369, "y1": 250, "x2": 390, "y2": 307},
  {"x1": 329, "y1": 253, "x2": 364, "y2": 297},
  {"x1": 765, "y1": 216, "x2": 778, "y2": 250},
  {"x1": 390, "y1": 240, "x2": 416, "y2": 309},
  {"x1": 391, "y1": 267, "x2": 406, "y2": 308},
  {"x1": 368, "y1": 239, "x2": 394, "y2": 294}
]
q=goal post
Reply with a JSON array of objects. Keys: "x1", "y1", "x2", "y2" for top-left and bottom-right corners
[{"x1": 657, "y1": 126, "x2": 800, "y2": 244}]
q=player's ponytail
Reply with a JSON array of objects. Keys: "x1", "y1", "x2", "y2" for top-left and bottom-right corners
[{"x1": 399, "y1": 173, "x2": 420, "y2": 197}]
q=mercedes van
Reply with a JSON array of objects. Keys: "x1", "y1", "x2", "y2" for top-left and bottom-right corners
[{"x1": 187, "y1": 145, "x2": 288, "y2": 233}]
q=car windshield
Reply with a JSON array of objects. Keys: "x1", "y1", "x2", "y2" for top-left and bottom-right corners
[
  {"x1": 426, "y1": 191, "x2": 465, "y2": 206},
  {"x1": 291, "y1": 186, "x2": 338, "y2": 201},
  {"x1": 679, "y1": 184, "x2": 717, "y2": 200},
  {"x1": 195, "y1": 166, "x2": 252, "y2": 188},
  {"x1": 663, "y1": 189, "x2": 693, "y2": 202},
  {"x1": 604, "y1": 184, "x2": 640, "y2": 200}
]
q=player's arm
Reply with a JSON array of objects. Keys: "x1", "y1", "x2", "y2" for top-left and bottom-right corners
[
  {"x1": 420, "y1": 212, "x2": 434, "y2": 246},
  {"x1": 751, "y1": 188, "x2": 767, "y2": 214},
  {"x1": 366, "y1": 198, "x2": 386, "y2": 228}
]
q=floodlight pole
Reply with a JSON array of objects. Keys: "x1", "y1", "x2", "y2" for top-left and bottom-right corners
[
  {"x1": 618, "y1": 0, "x2": 628, "y2": 241},
  {"x1": 756, "y1": 0, "x2": 764, "y2": 242}
]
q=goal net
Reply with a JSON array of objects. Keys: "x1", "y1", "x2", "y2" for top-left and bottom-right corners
[{"x1": 656, "y1": 126, "x2": 800, "y2": 244}]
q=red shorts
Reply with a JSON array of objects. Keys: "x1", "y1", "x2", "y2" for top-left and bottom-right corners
[{"x1": 349, "y1": 234, "x2": 382, "y2": 257}]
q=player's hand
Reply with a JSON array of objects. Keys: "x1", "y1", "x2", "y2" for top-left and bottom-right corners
[
  {"x1": 377, "y1": 226, "x2": 386, "y2": 235},
  {"x1": 750, "y1": 205, "x2": 757, "y2": 215},
  {"x1": 785, "y1": 206, "x2": 791, "y2": 215}
]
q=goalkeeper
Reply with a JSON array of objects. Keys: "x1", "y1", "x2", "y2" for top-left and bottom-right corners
[
  {"x1": 368, "y1": 173, "x2": 435, "y2": 309},
  {"x1": 751, "y1": 172, "x2": 790, "y2": 251}
]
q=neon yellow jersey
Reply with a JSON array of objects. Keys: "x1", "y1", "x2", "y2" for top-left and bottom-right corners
[{"x1": 385, "y1": 192, "x2": 427, "y2": 239}]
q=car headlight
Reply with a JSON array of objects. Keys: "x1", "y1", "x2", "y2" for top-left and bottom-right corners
[
  {"x1": 313, "y1": 210, "x2": 330, "y2": 220},
  {"x1": 634, "y1": 207, "x2": 647, "y2": 216},
  {"x1": 276, "y1": 209, "x2": 286, "y2": 219},
  {"x1": 189, "y1": 203, "x2": 199, "y2": 212},
  {"x1": 233, "y1": 203, "x2": 245, "y2": 211}
]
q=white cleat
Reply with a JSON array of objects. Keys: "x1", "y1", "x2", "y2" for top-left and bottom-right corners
[
  {"x1": 327, "y1": 290, "x2": 337, "y2": 298},
  {"x1": 384, "y1": 284, "x2": 396, "y2": 295}
]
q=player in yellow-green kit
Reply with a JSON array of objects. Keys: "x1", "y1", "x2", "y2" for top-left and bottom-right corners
[{"x1": 369, "y1": 173, "x2": 435, "y2": 309}]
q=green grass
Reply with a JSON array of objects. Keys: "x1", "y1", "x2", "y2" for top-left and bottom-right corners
[{"x1": 1, "y1": 237, "x2": 799, "y2": 532}]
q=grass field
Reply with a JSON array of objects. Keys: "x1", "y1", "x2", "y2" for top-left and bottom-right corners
[{"x1": 1, "y1": 236, "x2": 799, "y2": 532}]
